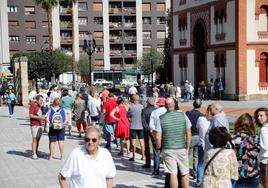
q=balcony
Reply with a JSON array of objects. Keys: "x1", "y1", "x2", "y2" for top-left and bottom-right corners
[
  {"x1": 110, "y1": 50, "x2": 123, "y2": 56},
  {"x1": 61, "y1": 36, "x2": 72, "y2": 44},
  {"x1": 124, "y1": 36, "x2": 136, "y2": 42},
  {"x1": 109, "y1": 22, "x2": 122, "y2": 28},
  {"x1": 60, "y1": 7, "x2": 72, "y2": 14},
  {"x1": 125, "y1": 50, "x2": 136, "y2": 57},
  {"x1": 109, "y1": 8, "x2": 121, "y2": 14},
  {"x1": 110, "y1": 36, "x2": 122, "y2": 42},
  {"x1": 124, "y1": 22, "x2": 136, "y2": 28},
  {"x1": 60, "y1": 21, "x2": 72, "y2": 29},
  {"x1": 122, "y1": 7, "x2": 136, "y2": 14}
]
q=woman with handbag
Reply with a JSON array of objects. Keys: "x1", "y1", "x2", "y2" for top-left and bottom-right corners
[
  {"x1": 6, "y1": 89, "x2": 16, "y2": 118},
  {"x1": 110, "y1": 96, "x2": 130, "y2": 156},
  {"x1": 201, "y1": 127, "x2": 239, "y2": 188}
]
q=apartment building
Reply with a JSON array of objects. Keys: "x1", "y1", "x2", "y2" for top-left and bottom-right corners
[{"x1": 7, "y1": 0, "x2": 170, "y2": 80}]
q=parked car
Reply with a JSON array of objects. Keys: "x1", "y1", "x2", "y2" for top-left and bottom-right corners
[
  {"x1": 120, "y1": 79, "x2": 138, "y2": 86},
  {"x1": 93, "y1": 79, "x2": 113, "y2": 87}
]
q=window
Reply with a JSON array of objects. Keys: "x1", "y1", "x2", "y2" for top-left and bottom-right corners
[
  {"x1": 8, "y1": 21, "x2": 19, "y2": 27},
  {"x1": 94, "y1": 31, "x2": 103, "y2": 39},
  {"x1": 157, "y1": 31, "x2": 165, "y2": 39},
  {"x1": 25, "y1": 21, "x2": 36, "y2": 29},
  {"x1": 157, "y1": 17, "x2": 166, "y2": 25},
  {"x1": 96, "y1": 46, "x2": 104, "y2": 54},
  {"x1": 143, "y1": 31, "x2": 151, "y2": 39},
  {"x1": 94, "y1": 17, "x2": 103, "y2": 25},
  {"x1": 143, "y1": 45, "x2": 151, "y2": 53},
  {"x1": 8, "y1": 5, "x2": 18, "y2": 13},
  {"x1": 214, "y1": 52, "x2": 226, "y2": 80},
  {"x1": 259, "y1": 52, "x2": 268, "y2": 83},
  {"x1": 78, "y1": 2, "x2": 88, "y2": 11},
  {"x1": 179, "y1": 55, "x2": 187, "y2": 81},
  {"x1": 9, "y1": 36, "x2": 19, "y2": 42},
  {"x1": 78, "y1": 17, "x2": 88, "y2": 25},
  {"x1": 95, "y1": 59, "x2": 104, "y2": 66},
  {"x1": 42, "y1": 21, "x2": 48, "y2": 28},
  {"x1": 26, "y1": 36, "x2": 37, "y2": 44},
  {"x1": 142, "y1": 17, "x2": 151, "y2": 24},
  {"x1": 24, "y1": 6, "x2": 35, "y2": 15},
  {"x1": 79, "y1": 31, "x2": 88, "y2": 39},
  {"x1": 93, "y1": 2, "x2": 102, "y2": 11},
  {"x1": 142, "y1": 3, "x2": 151, "y2": 12},
  {"x1": 156, "y1": 3, "x2": 165, "y2": 12}
]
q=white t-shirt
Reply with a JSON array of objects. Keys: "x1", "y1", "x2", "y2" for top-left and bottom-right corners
[
  {"x1": 89, "y1": 97, "x2": 101, "y2": 117},
  {"x1": 153, "y1": 109, "x2": 192, "y2": 132},
  {"x1": 49, "y1": 91, "x2": 61, "y2": 105},
  {"x1": 149, "y1": 107, "x2": 167, "y2": 132},
  {"x1": 128, "y1": 86, "x2": 138, "y2": 95},
  {"x1": 29, "y1": 90, "x2": 37, "y2": 101},
  {"x1": 60, "y1": 146, "x2": 116, "y2": 188},
  {"x1": 260, "y1": 124, "x2": 268, "y2": 164},
  {"x1": 196, "y1": 116, "x2": 210, "y2": 150}
]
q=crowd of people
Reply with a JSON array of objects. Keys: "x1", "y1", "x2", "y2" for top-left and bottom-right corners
[{"x1": 2, "y1": 81, "x2": 265, "y2": 188}]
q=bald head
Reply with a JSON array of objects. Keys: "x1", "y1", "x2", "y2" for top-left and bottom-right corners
[
  {"x1": 165, "y1": 97, "x2": 175, "y2": 110},
  {"x1": 132, "y1": 94, "x2": 140, "y2": 103},
  {"x1": 85, "y1": 127, "x2": 101, "y2": 138}
]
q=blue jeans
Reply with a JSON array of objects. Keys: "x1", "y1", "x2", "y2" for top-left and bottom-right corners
[
  {"x1": 196, "y1": 145, "x2": 205, "y2": 186},
  {"x1": 7, "y1": 103, "x2": 14, "y2": 115},
  {"x1": 190, "y1": 135, "x2": 199, "y2": 178},
  {"x1": 103, "y1": 123, "x2": 119, "y2": 147},
  {"x1": 235, "y1": 177, "x2": 259, "y2": 188}
]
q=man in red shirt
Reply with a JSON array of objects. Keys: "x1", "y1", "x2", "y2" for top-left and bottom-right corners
[
  {"x1": 29, "y1": 95, "x2": 46, "y2": 160},
  {"x1": 103, "y1": 93, "x2": 118, "y2": 150}
]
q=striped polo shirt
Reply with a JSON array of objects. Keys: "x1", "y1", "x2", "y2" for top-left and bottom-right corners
[{"x1": 160, "y1": 110, "x2": 186, "y2": 149}]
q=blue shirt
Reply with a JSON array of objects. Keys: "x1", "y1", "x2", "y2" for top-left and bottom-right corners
[{"x1": 7, "y1": 93, "x2": 16, "y2": 104}]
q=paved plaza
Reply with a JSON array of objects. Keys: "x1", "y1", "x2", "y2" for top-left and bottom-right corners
[{"x1": 0, "y1": 100, "x2": 267, "y2": 188}]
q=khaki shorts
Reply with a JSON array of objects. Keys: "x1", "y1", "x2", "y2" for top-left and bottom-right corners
[
  {"x1": 31, "y1": 126, "x2": 43, "y2": 139},
  {"x1": 161, "y1": 149, "x2": 189, "y2": 176},
  {"x1": 65, "y1": 109, "x2": 72, "y2": 127}
]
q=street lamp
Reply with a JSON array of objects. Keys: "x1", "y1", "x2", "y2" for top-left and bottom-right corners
[
  {"x1": 83, "y1": 32, "x2": 96, "y2": 86},
  {"x1": 150, "y1": 57, "x2": 154, "y2": 87}
]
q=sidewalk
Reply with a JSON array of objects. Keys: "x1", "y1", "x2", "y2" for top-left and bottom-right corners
[{"x1": 0, "y1": 106, "x2": 170, "y2": 188}]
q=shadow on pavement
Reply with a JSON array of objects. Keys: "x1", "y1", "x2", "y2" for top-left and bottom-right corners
[
  {"x1": 115, "y1": 185, "x2": 140, "y2": 188},
  {"x1": 0, "y1": 115, "x2": 10, "y2": 118},
  {"x1": 6, "y1": 150, "x2": 49, "y2": 159}
]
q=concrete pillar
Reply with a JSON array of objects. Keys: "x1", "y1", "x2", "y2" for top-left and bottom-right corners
[{"x1": 19, "y1": 56, "x2": 29, "y2": 106}]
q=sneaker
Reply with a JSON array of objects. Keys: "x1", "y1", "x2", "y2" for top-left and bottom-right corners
[{"x1": 32, "y1": 154, "x2": 38, "y2": 160}]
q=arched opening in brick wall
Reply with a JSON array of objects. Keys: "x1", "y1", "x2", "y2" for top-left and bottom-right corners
[
  {"x1": 259, "y1": 52, "x2": 268, "y2": 83},
  {"x1": 193, "y1": 20, "x2": 207, "y2": 90},
  {"x1": 259, "y1": 5, "x2": 268, "y2": 31}
]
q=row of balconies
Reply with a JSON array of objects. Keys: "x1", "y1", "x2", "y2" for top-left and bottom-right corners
[
  {"x1": 60, "y1": 21, "x2": 72, "y2": 28},
  {"x1": 109, "y1": 22, "x2": 136, "y2": 28},
  {"x1": 109, "y1": 36, "x2": 136, "y2": 42},
  {"x1": 109, "y1": 7, "x2": 136, "y2": 15},
  {"x1": 60, "y1": 7, "x2": 72, "y2": 14},
  {"x1": 110, "y1": 50, "x2": 136, "y2": 57}
]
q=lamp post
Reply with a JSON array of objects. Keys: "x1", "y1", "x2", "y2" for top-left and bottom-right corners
[
  {"x1": 83, "y1": 32, "x2": 96, "y2": 86},
  {"x1": 150, "y1": 57, "x2": 154, "y2": 88}
]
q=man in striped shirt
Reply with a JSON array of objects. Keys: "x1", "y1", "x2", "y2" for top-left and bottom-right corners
[{"x1": 155, "y1": 98, "x2": 192, "y2": 188}]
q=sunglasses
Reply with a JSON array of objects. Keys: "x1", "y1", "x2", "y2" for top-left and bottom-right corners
[{"x1": 84, "y1": 137, "x2": 98, "y2": 143}]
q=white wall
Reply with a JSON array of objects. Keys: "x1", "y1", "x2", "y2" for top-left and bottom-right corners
[
  {"x1": 103, "y1": 0, "x2": 110, "y2": 70},
  {"x1": 0, "y1": 0, "x2": 10, "y2": 65},
  {"x1": 173, "y1": 0, "x2": 217, "y2": 12},
  {"x1": 210, "y1": 1, "x2": 235, "y2": 45},
  {"x1": 247, "y1": 0, "x2": 268, "y2": 42},
  {"x1": 187, "y1": 53, "x2": 195, "y2": 86},
  {"x1": 173, "y1": 55, "x2": 180, "y2": 85},
  {"x1": 206, "y1": 52, "x2": 216, "y2": 83},
  {"x1": 225, "y1": 50, "x2": 236, "y2": 94},
  {"x1": 136, "y1": 0, "x2": 143, "y2": 59},
  {"x1": 73, "y1": 2, "x2": 79, "y2": 61},
  {"x1": 52, "y1": 4, "x2": 60, "y2": 49},
  {"x1": 173, "y1": 15, "x2": 179, "y2": 49}
]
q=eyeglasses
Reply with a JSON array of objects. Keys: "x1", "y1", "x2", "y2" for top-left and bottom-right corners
[{"x1": 84, "y1": 137, "x2": 98, "y2": 143}]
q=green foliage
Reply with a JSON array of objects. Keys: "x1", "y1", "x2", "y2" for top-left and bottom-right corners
[
  {"x1": 136, "y1": 48, "x2": 164, "y2": 74},
  {"x1": 33, "y1": 0, "x2": 59, "y2": 13},
  {"x1": 76, "y1": 54, "x2": 94, "y2": 75},
  {"x1": 11, "y1": 50, "x2": 72, "y2": 81}
]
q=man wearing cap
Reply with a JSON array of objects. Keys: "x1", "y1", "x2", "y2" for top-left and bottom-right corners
[
  {"x1": 185, "y1": 98, "x2": 204, "y2": 180},
  {"x1": 141, "y1": 97, "x2": 160, "y2": 175}
]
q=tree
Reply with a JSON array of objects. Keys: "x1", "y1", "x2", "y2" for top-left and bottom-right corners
[
  {"x1": 75, "y1": 54, "x2": 94, "y2": 75},
  {"x1": 33, "y1": 0, "x2": 59, "y2": 50},
  {"x1": 136, "y1": 48, "x2": 164, "y2": 74}
]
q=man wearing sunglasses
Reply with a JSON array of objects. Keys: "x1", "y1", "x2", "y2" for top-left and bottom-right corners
[{"x1": 59, "y1": 127, "x2": 116, "y2": 188}]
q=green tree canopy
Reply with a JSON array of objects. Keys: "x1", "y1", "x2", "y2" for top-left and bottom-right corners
[{"x1": 136, "y1": 48, "x2": 164, "y2": 74}]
